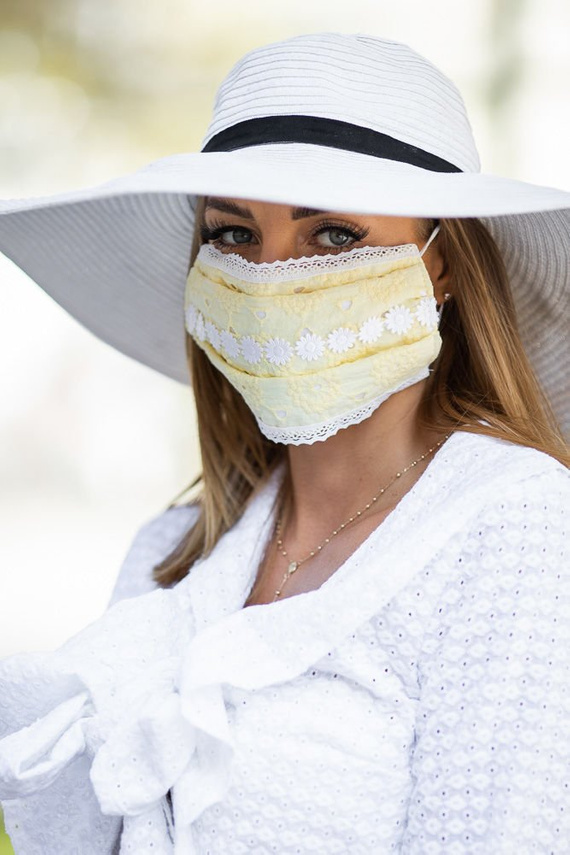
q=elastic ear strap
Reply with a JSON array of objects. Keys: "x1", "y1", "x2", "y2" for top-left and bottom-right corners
[{"x1": 420, "y1": 223, "x2": 441, "y2": 257}]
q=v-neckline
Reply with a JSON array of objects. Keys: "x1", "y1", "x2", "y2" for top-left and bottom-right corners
[{"x1": 240, "y1": 429, "x2": 459, "y2": 610}]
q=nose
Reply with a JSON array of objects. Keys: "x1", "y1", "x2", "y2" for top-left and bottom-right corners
[
  {"x1": 256, "y1": 239, "x2": 300, "y2": 264},
  {"x1": 253, "y1": 221, "x2": 307, "y2": 263}
]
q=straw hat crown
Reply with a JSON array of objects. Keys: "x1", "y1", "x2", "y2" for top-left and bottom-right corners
[{"x1": 203, "y1": 33, "x2": 481, "y2": 173}]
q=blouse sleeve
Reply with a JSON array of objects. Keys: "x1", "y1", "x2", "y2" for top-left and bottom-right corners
[
  {"x1": 1, "y1": 505, "x2": 197, "y2": 854},
  {"x1": 0, "y1": 583, "x2": 190, "y2": 854},
  {"x1": 108, "y1": 504, "x2": 199, "y2": 607},
  {"x1": 401, "y1": 467, "x2": 570, "y2": 854},
  {"x1": 0, "y1": 654, "x2": 124, "y2": 855}
]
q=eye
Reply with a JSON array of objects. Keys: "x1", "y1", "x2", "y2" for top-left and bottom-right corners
[
  {"x1": 316, "y1": 228, "x2": 354, "y2": 248},
  {"x1": 200, "y1": 224, "x2": 255, "y2": 247},
  {"x1": 311, "y1": 222, "x2": 369, "y2": 249}
]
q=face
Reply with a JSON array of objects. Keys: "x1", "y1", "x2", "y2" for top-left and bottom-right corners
[{"x1": 200, "y1": 196, "x2": 450, "y2": 302}]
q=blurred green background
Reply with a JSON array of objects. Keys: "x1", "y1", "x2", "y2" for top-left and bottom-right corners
[
  {"x1": 0, "y1": 810, "x2": 12, "y2": 855},
  {"x1": 0, "y1": 0, "x2": 568, "y2": 851}
]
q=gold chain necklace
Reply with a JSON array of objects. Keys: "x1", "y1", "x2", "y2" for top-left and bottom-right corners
[{"x1": 271, "y1": 434, "x2": 450, "y2": 602}]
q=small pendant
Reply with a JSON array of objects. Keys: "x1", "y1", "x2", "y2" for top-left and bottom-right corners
[{"x1": 287, "y1": 561, "x2": 298, "y2": 575}]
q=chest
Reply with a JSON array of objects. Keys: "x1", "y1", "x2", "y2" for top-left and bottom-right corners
[{"x1": 243, "y1": 506, "x2": 396, "y2": 607}]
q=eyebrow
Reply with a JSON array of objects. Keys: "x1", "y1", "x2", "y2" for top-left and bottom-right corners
[
  {"x1": 205, "y1": 198, "x2": 331, "y2": 221},
  {"x1": 205, "y1": 198, "x2": 254, "y2": 219},
  {"x1": 291, "y1": 206, "x2": 329, "y2": 220}
]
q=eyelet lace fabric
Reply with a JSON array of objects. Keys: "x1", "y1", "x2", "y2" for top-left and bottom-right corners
[
  {"x1": 1, "y1": 432, "x2": 568, "y2": 854},
  {"x1": 256, "y1": 370, "x2": 428, "y2": 445}
]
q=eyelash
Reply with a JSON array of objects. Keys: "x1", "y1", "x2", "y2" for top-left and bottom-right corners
[
  {"x1": 200, "y1": 219, "x2": 246, "y2": 245},
  {"x1": 199, "y1": 219, "x2": 370, "y2": 249},
  {"x1": 312, "y1": 220, "x2": 370, "y2": 247}
]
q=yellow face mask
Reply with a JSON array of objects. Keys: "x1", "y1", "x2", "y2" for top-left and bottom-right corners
[{"x1": 185, "y1": 228, "x2": 442, "y2": 445}]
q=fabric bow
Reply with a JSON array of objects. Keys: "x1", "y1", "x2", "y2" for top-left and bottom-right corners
[
  {"x1": 0, "y1": 689, "x2": 92, "y2": 798},
  {"x1": 0, "y1": 658, "x2": 235, "y2": 854},
  {"x1": 0, "y1": 584, "x2": 238, "y2": 854}
]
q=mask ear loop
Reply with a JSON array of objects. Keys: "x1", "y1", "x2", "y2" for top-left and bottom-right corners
[
  {"x1": 419, "y1": 222, "x2": 441, "y2": 257},
  {"x1": 419, "y1": 223, "x2": 448, "y2": 326}
]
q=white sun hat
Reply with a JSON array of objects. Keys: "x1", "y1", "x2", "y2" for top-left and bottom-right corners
[{"x1": 1, "y1": 32, "x2": 568, "y2": 432}]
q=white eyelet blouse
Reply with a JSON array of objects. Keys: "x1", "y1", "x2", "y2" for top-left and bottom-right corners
[{"x1": 0, "y1": 431, "x2": 568, "y2": 854}]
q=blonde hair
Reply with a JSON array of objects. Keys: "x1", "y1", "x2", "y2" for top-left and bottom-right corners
[{"x1": 153, "y1": 198, "x2": 568, "y2": 587}]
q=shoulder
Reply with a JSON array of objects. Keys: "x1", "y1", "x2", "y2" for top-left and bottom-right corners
[
  {"x1": 415, "y1": 436, "x2": 568, "y2": 666},
  {"x1": 419, "y1": 431, "x2": 568, "y2": 576},
  {"x1": 429, "y1": 433, "x2": 568, "y2": 601},
  {"x1": 108, "y1": 503, "x2": 199, "y2": 607},
  {"x1": 445, "y1": 429, "x2": 568, "y2": 501}
]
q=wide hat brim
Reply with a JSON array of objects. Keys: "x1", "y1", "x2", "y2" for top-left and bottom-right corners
[{"x1": 1, "y1": 144, "x2": 569, "y2": 434}]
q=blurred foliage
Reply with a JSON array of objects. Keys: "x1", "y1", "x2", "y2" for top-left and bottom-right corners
[
  {"x1": 0, "y1": 0, "x2": 542, "y2": 193},
  {"x1": 486, "y1": 0, "x2": 527, "y2": 109},
  {"x1": 0, "y1": 807, "x2": 14, "y2": 855},
  {"x1": 0, "y1": 0, "x2": 217, "y2": 172},
  {"x1": 0, "y1": 0, "x2": 302, "y2": 183}
]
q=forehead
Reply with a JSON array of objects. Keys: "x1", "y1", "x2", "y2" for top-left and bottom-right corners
[
  {"x1": 203, "y1": 197, "x2": 424, "y2": 237},
  {"x1": 205, "y1": 197, "x2": 328, "y2": 220}
]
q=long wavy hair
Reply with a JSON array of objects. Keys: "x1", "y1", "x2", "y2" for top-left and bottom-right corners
[{"x1": 153, "y1": 197, "x2": 568, "y2": 586}]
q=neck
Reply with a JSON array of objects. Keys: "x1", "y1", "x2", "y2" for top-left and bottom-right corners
[{"x1": 283, "y1": 380, "x2": 442, "y2": 531}]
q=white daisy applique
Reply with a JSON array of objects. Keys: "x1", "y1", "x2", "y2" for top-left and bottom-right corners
[
  {"x1": 185, "y1": 303, "x2": 198, "y2": 335},
  {"x1": 415, "y1": 297, "x2": 439, "y2": 329},
  {"x1": 220, "y1": 330, "x2": 240, "y2": 359},
  {"x1": 295, "y1": 332, "x2": 326, "y2": 362},
  {"x1": 358, "y1": 316, "x2": 385, "y2": 344},
  {"x1": 205, "y1": 320, "x2": 221, "y2": 350},
  {"x1": 241, "y1": 336, "x2": 262, "y2": 364},
  {"x1": 327, "y1": 327, "x2": 357, "y2": 354},
  {"x1": 194, "y1": 312, "x2": 207, "y2": 342},
  {"x1": 384, "y1": 305, "x2": 414, "y2": 335},
  {"x1": 264, "y1": 337, "x2": 293, "y2": 366}
]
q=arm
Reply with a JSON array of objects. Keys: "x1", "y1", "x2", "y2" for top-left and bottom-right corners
[
  {"x1": 1, "y1": 501, "x2": 198, "y2": 855},
  {"x1": 0, "y1": 586, "x2": 189, "y2": 855},
  {"x1": 401, "y1": 468, "x2": 569, "y2": 854}
]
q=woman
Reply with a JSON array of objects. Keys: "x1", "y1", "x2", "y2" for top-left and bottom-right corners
[{"x1": 0, "y1": 32, "x2": 568, "y2": 854}]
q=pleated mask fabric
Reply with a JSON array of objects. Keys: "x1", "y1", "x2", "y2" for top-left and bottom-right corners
[{"x1": 185, "y1": 238, "x2": 442, "y2": 445}]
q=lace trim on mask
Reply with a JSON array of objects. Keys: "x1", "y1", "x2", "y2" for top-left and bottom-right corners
[
  {"x1": 197, "y1": 242, "x2": 419, "y2": 284},
  {"x1": 186, "y1": 297, "x2": 439, "y2": 366},
  {"x1": 256, "y1": 370, "x2": 429, "y2": 446}
]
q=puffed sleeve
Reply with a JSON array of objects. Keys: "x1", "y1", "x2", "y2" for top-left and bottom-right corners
[
  {"x1": 0, "y1": 588, "x2": 192, "y2": 855},
  {"x1": 401, "y1": 468, "x2": 570, "y2": 854},
  {"x1": 0, "y1": 503, "x2": 196, "y2": 855},
  {"x1": 0, "y1": 658, "x2": 122, "y2": 854}
]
